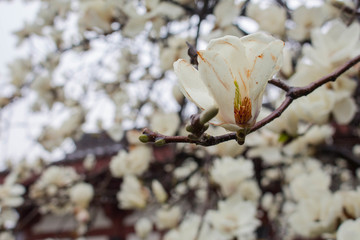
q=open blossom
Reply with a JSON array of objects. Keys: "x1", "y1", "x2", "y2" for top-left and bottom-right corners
[
  {"x1": 109, "y1": 146, "x2": 152, "y2": 178},
  {"x1": 205, "y1": 193, "x2": 260, "y2": 239},
  {"x1": 287, "y1": 5, "x2": 328, "y2": 41},
  {"x1": 247, "y1": 2, "x2": 286, "y2": 36},
  {"x1": 164, "y1": 214, "x2": 202, "y2": 240},
  {"x1": 156, "y1": 206, "x2": 182, "y2": 230},
  {"x1": 69, "y1": 182, "x2": 94, "y2": 209},
  {"x1": 289, "y1": 194, "x2": 342, "y2": 237},
  {"x1": 289, "y1": 169, "x2": 331, "y2": 201},
  {"x1": 152, "y1": 180, "x2": 168, "y2": 203},
  {"x1": 117, "y1": 175, "x2": 149, "y2": 209},
  {"x1": 337, "y1": 219, "x2": 360, "y2": 240},
  {"x1": 210, "y1": 156, "x2": 254, "y2": 196},
  {"x1": 135, "y1": 218, "x2": 152, "y2": 239},
  {"x1": 0, "y1": 182, "x2": 25, "y2": 208},
  {"x1": 174, "y1": 33, "x2": 283, "y2": 132}
]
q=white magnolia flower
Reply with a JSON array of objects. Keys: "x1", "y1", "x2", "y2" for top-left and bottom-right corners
[
  {"x1": 289, "y1": 194, "x2": 343, "y2": 238},
  {"x1": 150, "y1": 112, "x2": 180, "y2": 136},
  {"x1": 206, "y1": 193, "x2": 260, "y2": 239},
  {"x1": 152, "y1": 180, "x2": 168, "y2": 203},
  {"x1": 106, "y1": 123, "x2": 124, "y2": 142},
  {"x1": 236, "y1": 180, "x2": 261, "y2": 202},
  {"x1": 69, "y1": 182, "x2": 94, "y2": 209},
  {"x1": 247, "y1": 2, "x2": 286, "y2": 36},
  {"x1": 155, "y1": 206, "x2": 182, "y2": 230},
  {"x1": 213, "y1": 0, "x2": 242, "y2": 28},
  {"x1": 284, "y1": 158, "x2": 322, "y2": 183},
  {"x1": 283, "y1": 125, "x2": 334, "y2": 156},
  {"x1": 0, "y1": 208, "x2": 19, "y2": 228},
  {"x1": 210, "y1": 156, "x2": 254, "y2": 196},
  {"x1": 109, "y1": 146, "x2": 152, "y2": 178},
  {"x1": 353, "y1": 145, "x2": 360, "y2": 156},
  {"x1": 173, "y1": 159, "x2": 198, "y2": 179},
  {"x1": 246, "y1": 128, "x2": 284, "y2": 166},
  {"x1": 117, "y1": 175, "x2": 149, "y2": 209},
  {"x1": 146, "y1": 2, "x2": 185, "y2": 20},
  {"x1": 164, "y1": 214, "x2": 202, "y2": 240},
  {"x1": 37, "y1": 166, "x2": 79, "y2": 187},
  {"x1": 337, "y1": 218, "x2": 360, "y2": 240},
  {"x1": 8, "y1": 58, "x2": 32, "y2": 88},
  {"x1": 303, "y1": 20, "x2": 360, "y2": 69},
  {"x1": 288, "y1": 5, "x2": 328, "y2": 41},
  {"x1": 289, "y1": 169, "x2": 331, "y2": 201},
  {"x1": 174, "y1": 33, "x2": 283, "y2": 132},
  {"x1": 0, "y1": 182, "x2": 25, "y2": 208},
  {"x1": 337, "y1": 189, "x2": 360, "y2": 219},
  {"x1": 135, "y1": 218, "x2": 153, "y2": 239},
  {"x1": 160, "y1": 37, "x2": 189, "y2": 71},
  {"x1": 78, "y1": 0, "x2": 121, "y2": 33}
]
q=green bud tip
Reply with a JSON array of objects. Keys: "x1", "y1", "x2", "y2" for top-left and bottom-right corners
[
  {"x1": 200, "y1": 106, "x2": 219, "y2": 125},
  {"x1": 139, "y1": 135, "x2": 149, "y2": 143},
  {"x1": 186, "y1": 124, "x2": 194, "y2": 133},
  {"x1": 154, "y1": 138, "x2": 166, "y2": 146}
]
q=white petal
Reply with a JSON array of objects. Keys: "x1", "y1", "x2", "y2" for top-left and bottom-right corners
[
  {"x1": 214, "y1": 0, "x2": 240, "y2": 27},
  {"x1": 173, "y1": 59, "x2": 215, "y2": 110},
  {"x1": 197, "y1": 50, "x2": 236, "y2": 124},
  {"x1": 248, "y1": 39, "x2": 284, "y2": 119},
  {"x1": 249, "y1": 39, "x2": 284, "y2": 101},
  {"x1": 4, "y1": 197, "x2": 24, "y2": 207},
  {"x1": 241, "y1": 32, "x2": 279, "y2": 58},
  {"x1": 122, "y1": 16, "x2": 146, "y2": 38},
  {"x1": 10, "y1": 184, "x2": 25, "y2": 195},
  {"x1": 332, "y1": 22, "x2": 360, "y2": 62},
  {"x1": 333, "y1": 97, "x2": 357, "y2": 124},
  {"x1": 207, "y1": 35, "x2": 246, "y2": 59},
  {"x1": 206, "y1": 35, "x2": 250, "y2": 99}
]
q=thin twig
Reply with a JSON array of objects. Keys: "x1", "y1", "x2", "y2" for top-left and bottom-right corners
[
  {"x1": 143, "y1": 54, "x2": 360, "y2": 146},
  {"x1": 332, "y1": 1, "x2": 360, "y2": 16}
]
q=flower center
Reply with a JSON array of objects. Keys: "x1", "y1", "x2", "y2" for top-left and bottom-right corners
[{"x1": 234, "y1": 81, "x2": 252, "y2": 126}]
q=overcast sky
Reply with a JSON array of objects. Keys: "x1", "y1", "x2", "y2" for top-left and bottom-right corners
[
  {"x1": 0, "y1": 0, "x2": 41, "y2": 169},
  {"x1": 0, "y1": 0, "x2": 39, "y2": 74}
]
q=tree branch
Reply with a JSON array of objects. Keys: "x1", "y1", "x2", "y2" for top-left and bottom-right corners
[{"x1": 142, "y1": 54, "x2": 360, "y2": 146}]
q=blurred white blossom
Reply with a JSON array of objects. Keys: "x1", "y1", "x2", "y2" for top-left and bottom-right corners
[
  {"x1": 210, "y1": 156, "x2": 254, "y2": 196},
  {"x1": 289, "y1": 194, "x2": 342, "y2": 237},
  {"x1": 110, "y1": 146, "x2": 152, "y2": 178},
  {"x1": 247, "y1": 2, "x2": 286, "y2": 36},
  {"x1": 163, "y1": 214, "x2": 201, "y2": 240},
  {"x1": 69, "y1": 182, "x2": 94, "y2": 209},
  {"x1": 135, "y1": 218, "x2": 153, "y2": 239},
  {"x1": 205, "y1": 193, "x2": 260, "y2": 240},
  {"x1": 117, "y1": 175, "x2": 149, "y2": 209},
  {"x1": 155, "y1": 206, "x2": 181, "y2": 230},
  {"x1": 151, "y1": 180, "x2": 168, "y2": 203},
  {"x1": 337, "y1": 218, "x2": 360, "y2": 240},
  {"x1": 150, "y1": 112, "x2": 180, "y2": 136}
]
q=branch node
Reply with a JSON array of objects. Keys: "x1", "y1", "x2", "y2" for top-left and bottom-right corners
[{"x1": 154, "y1": 138, "x2": 166, "y2": 146}]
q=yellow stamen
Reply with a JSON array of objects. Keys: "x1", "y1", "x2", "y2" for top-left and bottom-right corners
[{"x1": 234, "y1": 81, "x2": 252, "y2": 126}]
